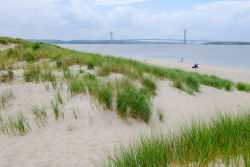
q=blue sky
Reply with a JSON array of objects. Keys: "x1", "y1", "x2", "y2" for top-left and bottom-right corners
[{"x1": 0, "y1": 0, "x2": 250, "y2": 41}]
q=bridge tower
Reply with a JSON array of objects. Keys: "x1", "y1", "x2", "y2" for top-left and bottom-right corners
[
  {"x1": 110, "y1": 31, "x2": 113, "y2": 43},
  {"x1": 184, "y1": 29, "x2": 187, "y2": 45}
]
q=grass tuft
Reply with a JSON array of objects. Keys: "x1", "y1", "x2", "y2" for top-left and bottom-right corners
[
  {"x1": 142, "y1": 77, "x2": 157, "y2": 96},
  {"x1": 32, "y1": 106, "x2": 47, "y2": 127},
  {"x1": 116, "y1": 82, "x2": 151, "y2": 123},
  {"x1": 158, "y1": 110, "x2": 164, "y2": 123},
  {"x1": 32, "y1": 42, "x2": 41, "y2": 50},
  {"x1": 97, "y1": 83, "x2": 113, "y2": 109},
  {"x1": 87, "y1": 60, "x2": 94, "y2": 69},
  {"x1": 23, "y1": 64, "x2": 41, "y2": 82},
  {"x1": 0, "y1": 112, "x2": 31, "y2": 136},
  {"x1": 68, "y1": 78, "x2": 86, "y2": 95},
  {"x1": 104, "y1": 112, "x2": 250, "y2": 166},
  {"x1": 236, "y1": 82, "x2": 250, "y2": 92},
  {"x1": 0, "y1": 70, "x2": 14, "y2": 82},
  {"x1": 0, "y1": 90, "x2": 15, "y2": 109},
  {"x1": 51, "y1": 101, "x2": 60, "y2": 120}
]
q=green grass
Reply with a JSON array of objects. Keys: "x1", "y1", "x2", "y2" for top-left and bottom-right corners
[
  {"x1": 51, "y1": 101, "x2": 60, "y2": 120},
  {"x1": 236, "y1": 82, "x2": 250, "y2": 92},
  {"x1": 23, "y1": 64, "x2": 41, "y2": 82},
  {"x1": 68, "y1": 78, "x2": 86, "y2": 95},
  {"x1": 32, "y1": 42, "x2": 41, "y2": 50},
  {"x1": 56, "y1": 91, "x2": 63, "y2": 104},
  {"x1": 97, "y1": 83, "x2": 113, "y2": 109},
  {"x1": 0, "y1": 112, "x2": 31, "y2": 136},
  {"x1": 87, "y1": 60, "x2": 94, "y2": 69},
  {"x1": 41, "y1": 70, "x2": 57, "y2": 89},
  {"x1": 157, "y1": 110, "x2": 164, "y2": 122},
  {"x1": 2, "y1": 37, "x2": 250, "y2": 123},
  {"x1": 116, "y1": 81, "x2": 151, "y2": 123},
  {"x1": 0, "y1": 70, "x2": 14, "y2": 82},
  {"x1": 0, "y1": 90, "x2": 15, "y2": 109},
  {"x1": 32, "y1": 106, "x2": 47, "y2": 127},
  {"x1": 104, "y1": 112, "x2": 250, "y2": 166}
]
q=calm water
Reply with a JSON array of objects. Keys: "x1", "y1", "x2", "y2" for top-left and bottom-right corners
[{"x1": 59, "y1": 44, "x2": 250, "y2": 69}]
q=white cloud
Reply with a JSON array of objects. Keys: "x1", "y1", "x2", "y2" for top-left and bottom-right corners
[
  {"x1": 94, "y1": 0, "x2": 149, "y2": 5},
  {"x1": 0, "y1": 0, "x2": 250, "y2": 41}
]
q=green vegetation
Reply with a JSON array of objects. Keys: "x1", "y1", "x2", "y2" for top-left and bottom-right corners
[
  {"x1": 1, "y1": 37, "x2": 250, "y2": 123},
  {"x1": 158, "y1": 110, "x2": 164, "y2": 122},
  {"x1": 56, "y1": 59, "x2": 62, "y2": 68},
  {"x1": 0, "y1": 70, "x2": 14, "y2": 82},
  {"x1": 23, "y1": 64, "x2": 41, "y2": 82},
  {"x1": 41, "y1": 70, "x2": 57, "y2": 89},
  {"x1": 32, "y1": 42, "x2": 41, "y2": 50},
  {"x1": 51, "y1": 101, "x2": 60, "y2": 120},
  {"x1": 116, "y1": 82, "x2": 151, "y2": 123},
  {"x1": 0, "y1": 90, "x2": 15, "y2": 109},
  {"x1": 104, "y1": 112, "x2": 250, "y2": 166},
  {"x1": 79, "y1": 69, "x2": 84, "y2": 74},
  {"x1": 87, "y1": 60, "x2": 94, "y2": 69},
  {"x1": 56, "y1": 91, "x2": 63, "y2": 104},
  {"x1": 97, "y1": 83, "x2": 113, "y2": 109},
  {"x1": 142, "y1": 77, "x2": 157, "y2": 96},
  {"x1": 0, "y1": 112, "x2": 31, "y2": 136},
  {"x1": 68, "y1": 78, "x2": 86, "y2": 95},
  {"x1": 32, "y1": 106, "x2": 47, "y2": 127},
  {"x1": 236, "y1": 82, "x2": 250, "y2": 92}
]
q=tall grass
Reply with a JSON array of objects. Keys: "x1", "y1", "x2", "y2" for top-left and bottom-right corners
[
  {"x1": 0, "y1": 112, "x2": 31, "y2": 136},
  {"x1": 116, "y1": 81, "x2": 151, "y2": 123},
  {"x1": 1, "y1": 37, "x2": 248, "y2": 94},
  {"x1": 2, "y1": 37, "x2": 250, "y2": 123},
  {"x1": 97, "y1": 83, "x2": 113, "y2": 109},
  {"x1": 23, "y1": 64, "x2": 41, "y2": 82},
  {"x1": 68, "y1": 78, "x2": 86, "y2": 95},
  {"x1": 41, "y1": 70, "x2": 57, "y2": 89},
  {"x1": 104, "y1": 112, "x2": 250, "y2": 167}
]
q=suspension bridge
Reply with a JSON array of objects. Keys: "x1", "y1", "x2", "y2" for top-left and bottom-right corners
[{"x1": 99, "y1": 30, "x2": 211, "y2": 44}]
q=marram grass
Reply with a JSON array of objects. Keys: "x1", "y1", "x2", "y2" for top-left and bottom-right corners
[
  {"x1": 103, "y1": 112, "x2": 250, "y2": 167},
  {"x1": 1, "y1": 37, "x2": 250, "y2": 123}
]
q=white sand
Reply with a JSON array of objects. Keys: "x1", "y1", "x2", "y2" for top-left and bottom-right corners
[
  {"x1": 0, "y1": 61, "x2": 250, "y2": 166},
  {"x1": 0, "y1": 44, "x2": 15, "y2": 51}
]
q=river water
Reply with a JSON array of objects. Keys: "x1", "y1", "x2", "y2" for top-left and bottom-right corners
[{"x1": 59, "y1": 44, "x2": 250, "y2": 69}]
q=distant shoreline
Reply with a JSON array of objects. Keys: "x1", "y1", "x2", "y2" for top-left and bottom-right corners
[{"x1": 28, "y1": 39, "x2": 250, "y2": 45}]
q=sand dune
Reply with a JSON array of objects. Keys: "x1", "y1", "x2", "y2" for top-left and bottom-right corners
[{"x1": 0, "y1": 61, "x2": 250, "y2": 166}]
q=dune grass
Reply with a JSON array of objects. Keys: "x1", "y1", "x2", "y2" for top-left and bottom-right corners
[
  {"x1": 0, "y1": 70, "x2": 14, "y2": 82},
  {"x1": 1, "y1": 37, "x2": 250, "y2": 122},
  {"x1": 116, "y1": 81, "x2": 151, "y2": 123},
  {"x1": 41, "y1": 70, "x2": 57, "y2": 89},
  {"x1": 0, "y1": 112, "x2": 31, "y2": 136},
  {"x1": 236, "y1": 82, "x2": 250, "y2": 92},
  {"x1": 104, "y1": 112, "x2": 250, "y2": 167},
  {"x1": 0, "y1": 90, "x2": 15, "y2": 109},
  {"x1": 32, "y1": 106, "x2": 47, "y2": 127},
  {"x1": 50, "y1": 101, "x2": 60, "y2": 120},
  {"x1": 0, "y1": 37, "x2": 241, "y2": 93},
  {"x1": 68, "y1": 78, "x2": 86, "y2": 95}
]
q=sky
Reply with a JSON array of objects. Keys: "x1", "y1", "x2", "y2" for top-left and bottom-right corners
[{"x1": 0, "y1": 0, "x2": 250, "y2": 41}]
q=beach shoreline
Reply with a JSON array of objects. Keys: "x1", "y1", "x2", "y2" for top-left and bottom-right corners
[{"x1": 138, "y1": 58, "x2": 250, "y2": 83}]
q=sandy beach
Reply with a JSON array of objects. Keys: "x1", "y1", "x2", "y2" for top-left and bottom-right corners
[{"x1": 0, "y1": 55, "x2": 250, "y2": 166}]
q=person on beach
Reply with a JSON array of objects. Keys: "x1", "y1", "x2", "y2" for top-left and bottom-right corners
[{"x1": 192, "y1": 64, "x2": 199, "y2": 69}]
